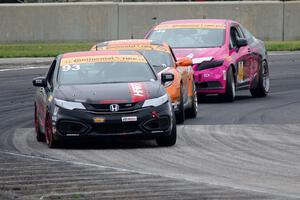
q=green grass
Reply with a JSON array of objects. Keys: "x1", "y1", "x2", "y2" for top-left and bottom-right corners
[
  {"x1": 0, "y1": 43, "x2": 93, "y2": 58},
  {"x1": 0, "y1": 41, "x2": 300, "y2": 58},
  {"x1": 265, "y1": 41, "x2": 300, "y2": 51}
]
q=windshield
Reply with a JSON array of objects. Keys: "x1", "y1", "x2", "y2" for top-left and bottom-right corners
[
  {"x1": 138, "y1": 50, "x2": 173, "y2": 72},
  {"x1": 148, "y1": 28, "x2": 225, "y2": 48},
  {"x1": 58, "y1": 61, "x2": 156, "y2": 85}
]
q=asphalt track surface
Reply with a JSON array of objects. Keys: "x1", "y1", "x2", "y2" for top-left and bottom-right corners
[{"x1": 0, "y1": 53, "x2": 299, "y2": 199}]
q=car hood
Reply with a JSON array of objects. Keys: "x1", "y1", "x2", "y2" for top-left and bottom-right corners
[
  {"x1": 55, "y1": 81, "x2": 165, "y2": 104},
  {"x1": 173, "y1": 47, "x2": 225, "y2": 60}
]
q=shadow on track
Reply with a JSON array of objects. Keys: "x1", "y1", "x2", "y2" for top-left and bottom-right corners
[
  {"x1": 197, "y1": 94, "x2": 254, "y2": 104},
  {"x1": 53, "y1": 137, "x2": 159, "y2": 150}
]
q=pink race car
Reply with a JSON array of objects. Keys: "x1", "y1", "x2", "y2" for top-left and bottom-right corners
[{"x1": 146, "y1": 19, "x2": 269, "y2": 102}]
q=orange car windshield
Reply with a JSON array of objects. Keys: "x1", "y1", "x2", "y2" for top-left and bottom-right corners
[{"x1": 141, "y1": 50, "x2": 174, "y2": 72}]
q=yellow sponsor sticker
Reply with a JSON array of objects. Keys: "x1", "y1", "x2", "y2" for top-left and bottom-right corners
[
  {"x1": 93, "y1": 117, "x2": 106, "y2": 123},
  {"x1": 155, "y1": 23, "x2": 226, "y2": 30},
  {"x1": 98, "y1": 44, "x2": 171, "y2": 53},
  {"x1": 237, "y1": 61, "x2": 244, "y2": 82},
  {"x1": 48, "y1": 95, "x2": 53, "y2": 103},
  {"x1": 60, "y1": 55, "x2": 147, "y2": 66}
]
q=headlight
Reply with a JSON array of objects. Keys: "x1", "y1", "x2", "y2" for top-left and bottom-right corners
[
  {"x1": 55, "y1": 98, "x2": 86, "y2": 110},
  {"x1": 196, "y1": 60, "x2": 224, "y2": 71},
  {"x1": 142, "y1": 94, "x2": 169, "y2": 108}
]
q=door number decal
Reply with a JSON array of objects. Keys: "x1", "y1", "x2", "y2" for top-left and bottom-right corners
[{"x1": 237, "y1": 61, "x2": 244, "y2": 82}]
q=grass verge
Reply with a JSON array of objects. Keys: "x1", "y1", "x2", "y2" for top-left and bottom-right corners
[
  {"x1": 0, "y1": 43, "x2": 93, "y2": 58},
  {"x1": 0, "y1": 41, "x2": 299, "y2": 58},
  {"x1": 265, "y1": 41, "x2": 300, "y2": 51}
]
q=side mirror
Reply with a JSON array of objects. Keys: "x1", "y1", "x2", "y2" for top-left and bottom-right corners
[
  {"x1": 176, "y1": 57, "x2": 193, "y2": 67},
  {"x1": 236, "y1": 38, "x2": 248, "y2": 48},
  {"x1": 161, "y1": 73, "x2": 174, "y2": 83},
  {"x1": 32, "y1": 77, "x2": 47, "y2": 87}
]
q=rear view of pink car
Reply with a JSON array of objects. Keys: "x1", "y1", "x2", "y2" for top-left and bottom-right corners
[{"x1": 146, "y1": 19, "x2": 269, "y2": 102}]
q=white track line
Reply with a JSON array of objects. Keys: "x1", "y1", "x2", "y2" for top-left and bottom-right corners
[{"x1": 0, "y1": 66, "x2": 48, "y2": 72}]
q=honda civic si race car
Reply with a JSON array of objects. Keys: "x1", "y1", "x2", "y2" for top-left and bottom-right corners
[
  {"x1": 146, "y1": 19, "x2": 270, "y2": 102},
  {"x1": 33, "y1": 50, "x2": 177, "y2": 148},
  {"x1": 91, "y1": 39, "x2": 198, "y2": 123}
]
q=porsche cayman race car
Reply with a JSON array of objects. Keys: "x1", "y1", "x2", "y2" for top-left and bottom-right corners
[
  {"x1": 146, "y1": 19, "x2": 269, "y2": 102},
  {"x1": 33, "y1": 50, "x2": 177, "y2": 148},
  {"x1": 91, "y1": 39, "x2": 198, "y2": 123}
]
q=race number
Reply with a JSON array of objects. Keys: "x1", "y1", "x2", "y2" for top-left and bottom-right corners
[{"x1": 61, "y1": 64, "x2": 80, "y2": 72}]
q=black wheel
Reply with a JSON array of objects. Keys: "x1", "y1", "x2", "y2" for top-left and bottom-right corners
[
  {"x1": 156, "y1": 117, "x2": 177, "y2": 147},
  {"x1": 176, "y1": 86, "x2": 185, "y2": 124},
  {"x1": 220, "y1": 67, "x2": 235, "y2": 102},
  {"x1": 45, "y1": 113, "x2": 59, "y2": 148},
  {"x1": 250, "y1": 60, "x2": 269, "y2": 97},
  {"x1": 186, "y1": 82, "x2": 198, "y2": 118},
  {"x1": 34, "y1": 107, "x2": 45, "y2": 142}
]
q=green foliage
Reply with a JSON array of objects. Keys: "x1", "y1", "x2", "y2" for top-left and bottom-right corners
[
  {"x1": 265, "y1": 41, "x2": 300, "y2": 51},
  {"x1": 0, "y1": 41, "x2": 300, "y2": 58},
  {"x1": 0, "y1": 43, "x2": 93, "y2": 58}
]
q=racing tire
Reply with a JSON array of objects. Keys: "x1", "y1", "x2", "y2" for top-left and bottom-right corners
[
  {"x1": 220, "y1": 67, "x2": 235, "y2": 102},
  {"x1": 34, "y1": 107, "x2": 45, "y2": 142},
  {"x1": 250, "y1": 60, "x2": 269, "y2": 97},
  {"x1": 176, "y1": 86, "x2": 185, "y2": 124},
  {"x1": 45, "y1": 113, "x2": 59, "y2": 148},
  {"x1": 156, "y1": 117, "x2": 177, "y2": 147},
  {"x1": 186, "y1": 83, "x2": 198, "y2": 118}
]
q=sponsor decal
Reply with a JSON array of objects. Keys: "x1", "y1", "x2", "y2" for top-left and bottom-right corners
[
  {"x1": 155, "y1": 23, "x2": 226, "y2": 30},
  {"x1": 48, "y1": 95, "x2": 53, "y2": 103},
  {"x1": 122, "y1": 116, "x2": 138, "y2": 122},
  {"x1": 203, "y1": 73, "x2": 210, "y2": 78},
  {"x1": 93, "y1": 117, "x2": 106, "y2": 123},
  {"x1": 237, "y1": 61, "x2": 244, "y2": 82},
  {"x1": 60, "y1": 55, "x2": 147, "y2": 66},
  {"x1": 98, "y1": 44, "x2": 171, "y2": 54},
  {"x1": 128, "y1": 83, "x2": 149, "y2": 103}
]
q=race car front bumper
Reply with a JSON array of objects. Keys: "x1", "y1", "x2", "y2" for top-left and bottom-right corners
[
  {"x1": 51, "y1": 102, "x2": 174, "y2": 139},
  {"x1": 194, "y1": 66, "x2": 226, "y2": 94}
]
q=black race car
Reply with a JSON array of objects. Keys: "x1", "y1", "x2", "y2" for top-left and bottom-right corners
[{"x1": 33, "y1": 50, "x2": 176, "y2": 148}]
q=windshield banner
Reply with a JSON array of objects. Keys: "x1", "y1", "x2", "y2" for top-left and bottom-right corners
[{"x1": 60, "y1": 55, "x2": 147, "y2": 66}]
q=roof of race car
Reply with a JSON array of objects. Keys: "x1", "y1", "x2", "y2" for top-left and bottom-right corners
[
  {"x1": 154, "y1": 19, "x2": 233, "y2": 30},
  {"x1": 96, "y1": 39, "x2": 171, "y2": 53},
  {"x1": 60, "y1": 50, "x2": 148, "y2": 65},
  {"x1": 159, "y1": 19, "x2": 233, "y2": 25}
]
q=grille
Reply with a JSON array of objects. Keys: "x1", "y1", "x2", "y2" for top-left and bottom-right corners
[
  {"x1": 196, "y1": 81, "x2": 222, "y2": 90},
  {"x1": 143, "y1": 117, "x2": 170, "y2": 131},
  {"x1": 93, "y1": 123, "x2": 139, "y2": 134},
  {"x1": 57, "y1": 120, "x2": 88, "y2": 135},
  {"x1": 84, "y1": 103, "x2": 138, "y2": 112}
]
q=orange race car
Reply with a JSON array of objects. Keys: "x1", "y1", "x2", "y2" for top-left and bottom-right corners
[{"x1": 91, "y1": 39, "x2": 197, "y2": 123}]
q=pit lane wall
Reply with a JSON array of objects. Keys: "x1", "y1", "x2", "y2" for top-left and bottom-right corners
[{"x1": 0, "y1": 1, "x2": 298, "y2": 43}]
